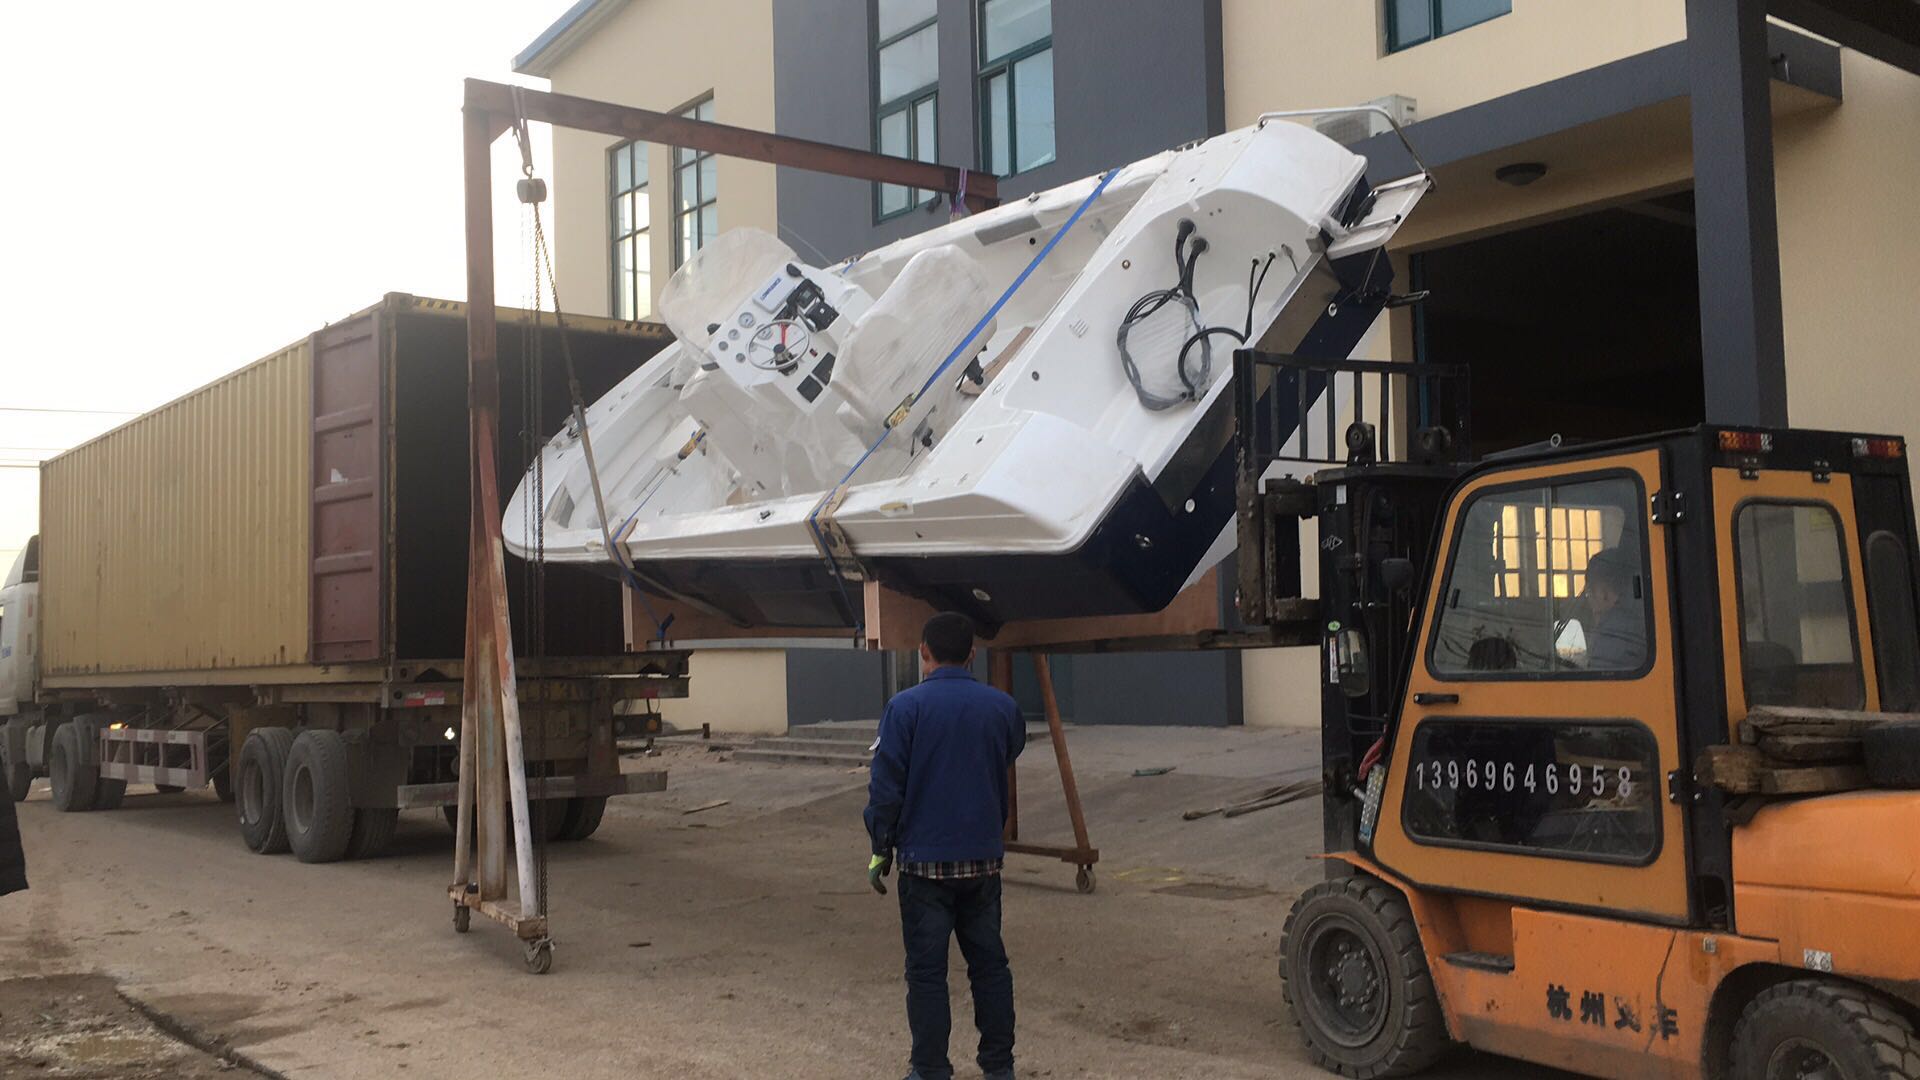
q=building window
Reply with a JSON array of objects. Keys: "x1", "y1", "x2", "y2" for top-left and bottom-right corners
[
  {"x1": 609, "y1": 141, "x2": 651, "y2": 321},
  {"x1": 978, "y1": 0, "x2": 1053, "y2": 177},
  {"x1": 1386, "y1": 0, "x2": 1510, "y2": 53},
  {"x1": 874, "y1": 0, "x2": 940, "y2": 220},
  {"x1": 672, "y1": 97, "x2": 717, "y2": 267}
]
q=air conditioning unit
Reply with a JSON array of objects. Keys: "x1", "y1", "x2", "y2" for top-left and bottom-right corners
[{"x1": 1312, "y1": 94, "x2": 1417, "y2": 146}]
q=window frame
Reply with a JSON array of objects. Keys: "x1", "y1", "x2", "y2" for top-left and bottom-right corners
[
  {"x1": 1731, "y1": 497, "x2": 1867, "y2": 711},
  {"x1": 671, "y1": 95, "x2": 718, "y2": 269},
  {"x1": 1865, "y1": 529, "x2": 1920, "y2": 711},
  {"x1": 1385, "y1": 0, "x2": 1511, "y2": 54},
  {"x1": 976, "y1": 0, "x2": 1054, "y2": 178},
  {"x1": 872, "y1": 1, "x2": 941, "y2": 222},
  {"x1": 1398, "y1": 716, "x2": 1666, "y2": 867},
  {"x1": 607, "y1": 140, "x2": 652, "y2": 322},
  {"x1": 1424, "y1": 467, "x2": 1658, "y2": 683}
]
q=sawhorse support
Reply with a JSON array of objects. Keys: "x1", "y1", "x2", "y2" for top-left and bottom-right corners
[{"x1": 994, "y1": 650, "x2": 1100, "y2": 894}]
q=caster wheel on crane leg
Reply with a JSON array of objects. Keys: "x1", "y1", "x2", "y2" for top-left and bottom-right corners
[
  {"x1": 524, "y1": 938, "x2": 554, "y2": 975},
  {"x1": 453, "y1": 903, "x2": 470, "y2": 934},
  {"x1": 1076, "y1": 866, "x2": 1096, "y2": 894}
]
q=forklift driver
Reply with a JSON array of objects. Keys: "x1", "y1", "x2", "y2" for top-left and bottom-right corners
[{"x1": 1581, "y1": 546, "x2": 1646, "y2": 670}]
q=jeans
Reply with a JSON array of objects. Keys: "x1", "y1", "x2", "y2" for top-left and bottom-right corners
[{"x1": 898, "y1": 872, "x2": 1015, "y2": 1078}]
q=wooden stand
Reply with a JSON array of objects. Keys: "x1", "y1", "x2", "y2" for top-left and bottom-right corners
[{"x1": 994, "y1": 650, "x2": 1100, "y2": 894}]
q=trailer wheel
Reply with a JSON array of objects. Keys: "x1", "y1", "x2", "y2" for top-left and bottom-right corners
[
  {"x1": 48, "y1": 723, "x2": 99, "y2": 813},
  {"x1": 238, "y1": 728, "x2": 296, "y2": 854},
  {"x1": 445, "y1": 800, "x2": 571, "y2": 842},
  {"x1": 557, "y1": 797, "x2": 607, "y2": 842},
  {"x1": 1863, "y1": 720, "x2": 1920, "y2": 789},
  {"x1": 345, "y1": 808, "x2": 399, "y2": 860},
  {"x1": 284, "y1": 730, "x2": 355, "y2": 864},
  {"x1": 211, "y1": 763, "x2": 234, "y2": 804},
  {"x1": 1281, "y1": 877, "x2": 1451, "y2": 1078},
  {"x1": 1, "y1": 718, "x2": 32, "y2": 803},
  {"x1": 1730, "y1": 978, "x2": 1920, "y2": 1080},
  {"x1": 92, "y1": 776, "x2": 127, "y2": 811}
]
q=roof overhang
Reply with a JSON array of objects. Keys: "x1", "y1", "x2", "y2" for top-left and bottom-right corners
[
  {"x1": 513, "y1": 0, "x2": 632, "y2": 77},
  {"x1": 1770, "y1": 0, "x2": 1920, "y2": 78},
  {"x1": 1352, "y1": 22, "x2": 1841, "y2": 184}
]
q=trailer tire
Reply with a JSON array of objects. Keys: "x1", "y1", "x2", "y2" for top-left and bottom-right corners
[
  {"x1": 558, "y1": 797, "x2": 607, "y2": 842},
  {"x1": 1729, "y1": 978, "x2": 1920, "y2": 1080},
  {"x1": 49, "y1": 723, "x2": 99, "y2": 813},
  {"x1": 238, "y1": 728, "x2": 296, "y2": 854},
  {"x1": 284, "y1": 730, "x2": 354, "y2": 864},
  {"x1": 1, "y1": 718, "x2": 32, "y2": 803},
  {"x1": 346, "y1": 808, "x2": 399, "y2": 860},
  {"x1": 92, "y1": 776, "x2": 126, "y2": 811},
  {"x1": 1863, "y1": 720, "x2": 1920, "y2": 789},
  {"x1": 1281, "y1": 876, "x2": 1451, "y2": 1078},
  {"x1": 211, "y1": 763, "x2": 234, "y2": 803}
]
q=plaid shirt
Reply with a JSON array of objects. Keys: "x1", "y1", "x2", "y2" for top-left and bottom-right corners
[{"x1": 902, "y1": 858, "x2": 1004, "y2": 880}]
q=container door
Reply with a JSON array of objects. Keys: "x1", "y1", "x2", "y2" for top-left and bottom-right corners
[
  {"x1": 310, "y1": 313, "x2": 387, "y2": 663},
  {"x1": 1371, "y1": 449, "x2": 1692, "y2": 921}
]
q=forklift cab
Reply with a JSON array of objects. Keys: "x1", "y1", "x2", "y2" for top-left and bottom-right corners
[{"x1": 1236, "y1": 354, "x2": 1920, "y2": 1080}]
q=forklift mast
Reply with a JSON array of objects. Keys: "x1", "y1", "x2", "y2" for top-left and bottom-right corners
[{"x1": 1230, "y1": 349, "x2": 1473, "y2": 855}]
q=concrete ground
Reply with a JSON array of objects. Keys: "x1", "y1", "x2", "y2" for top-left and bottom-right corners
[{"x1": 0, "y1": 726, "x2": 1574, "y2": 1079}]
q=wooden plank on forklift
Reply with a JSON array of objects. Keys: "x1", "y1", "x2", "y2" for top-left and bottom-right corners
[
  {"x1": 1740, "y1": 705, "x2": 1917, "y2": 743},
  {"x1": 1695, "y1": 744, "x2": 1868, "y2": 795}
]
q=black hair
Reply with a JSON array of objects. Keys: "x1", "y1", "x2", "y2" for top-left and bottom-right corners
[
  {"x1": 922, "y1": 612, "x2": 976, "y2": 665},
  {"x1": 1586, "y1": 546, "x2": 1634, "y2": 588}
]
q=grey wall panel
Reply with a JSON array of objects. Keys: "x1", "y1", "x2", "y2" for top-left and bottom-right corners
[
  {"x1": 771, "y1": 0, "x2": 1233, "y2": 726},
  {"x1": 773, "y1": 0, "x2": 1224, "y2": 263},
  {"x1": 786, "y1": 647, "x2": 889, "y2": 725}
]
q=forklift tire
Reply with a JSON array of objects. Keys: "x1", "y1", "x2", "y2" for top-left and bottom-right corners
[
  {"x1": 345, "y1": 808, "x2": 399, "y2": 860},
  {"x1": 283, "y1": 730, "x2": 355, "y2": 864},
  {"x1": 557, "y1": 796, "x2": 607, "y2": 842},
  {"x1": 238, "y1": 728, "x2": 296, "y2": 854},
  {"x1": 1, "y1": 718, "x2": 32, "y2": 803},
  {"x1": 48, "y1": 723, "x2": 99, "y2": 813},
  {"x1": 1728, "y1": 979, "x2": 1920, "y2": 1080},
  {"x1": 1863, "y1": 721, "x2": 1920, "y2": 789},
  {"x1": 1281, "y1": 877, "x2": 1451, "y2": 1078}
]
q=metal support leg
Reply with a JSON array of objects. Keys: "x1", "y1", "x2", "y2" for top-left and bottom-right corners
[{"x1": 1000, "y1": 651, "x2": 1101, "y2": 894}]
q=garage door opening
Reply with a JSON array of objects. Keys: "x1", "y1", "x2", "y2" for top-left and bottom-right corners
[{"x1": 1413, "y1": 191, "x2": 1704, "y2": 453}]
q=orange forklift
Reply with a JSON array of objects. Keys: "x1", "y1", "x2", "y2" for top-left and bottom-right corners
[{"x1": 1231, "y1": 351, "x2": 1920, "y2": 1079}]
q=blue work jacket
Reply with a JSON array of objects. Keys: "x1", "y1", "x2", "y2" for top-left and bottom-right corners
[{"x1": 863, "y1": 665, "x2": 1025, "y2": 863}]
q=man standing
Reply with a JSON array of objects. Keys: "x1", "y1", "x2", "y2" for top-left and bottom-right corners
[
  {"x1": 865, "y1": 612, "x2": 1025, "y2": 1080},
  {"x1": 0, "y1": 771, "x2": 26, "y2": 898}
]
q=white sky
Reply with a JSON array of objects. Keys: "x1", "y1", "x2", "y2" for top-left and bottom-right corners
[{"x1": 0, "y1": 0, "x2": 565, "y2": 571}]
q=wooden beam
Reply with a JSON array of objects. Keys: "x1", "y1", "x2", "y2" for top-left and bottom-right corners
[{"x1": 465, "y1": 79, "x2": 998, "y2": 213}]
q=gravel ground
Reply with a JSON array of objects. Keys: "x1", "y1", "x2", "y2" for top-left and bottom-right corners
[{"x1": 0, "y1": 734, "x2": 1571, "y2": 1079}]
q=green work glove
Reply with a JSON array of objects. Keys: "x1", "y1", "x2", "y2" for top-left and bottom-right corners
[{"x1": 868, "y1": 853, "x2": 893, "y2": 895}]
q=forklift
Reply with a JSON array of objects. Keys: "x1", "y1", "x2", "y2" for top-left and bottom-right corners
[{"x1": 1232, "y1": 350, "x2": 1920, "y2": 1080}]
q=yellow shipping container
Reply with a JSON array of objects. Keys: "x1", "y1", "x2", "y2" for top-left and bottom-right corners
[{"x1": 39, "y1": 343, "x2": 312, "y2": 678}]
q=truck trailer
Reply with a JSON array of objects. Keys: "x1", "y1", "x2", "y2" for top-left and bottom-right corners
[{"x1": 0, "y1": 293, "x2": 685, "y2": 862}]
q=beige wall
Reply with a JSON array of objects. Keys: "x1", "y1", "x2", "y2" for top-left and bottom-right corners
[
  {"x1": 543, "y1": 0, "x2": 779, "y2": 318},
  {"x1": 1222, "y1": 0, "x2": 1686, "y2": 125},
  {"x1": 657, "y1": 648, "x2": 791, "y2": 736},
  {"x1": 1775, "y1": 50, "x2": 1920, "y2": 453},
  {"x1": 541, "y1": 0, "x2": 786, "y2": 734}
]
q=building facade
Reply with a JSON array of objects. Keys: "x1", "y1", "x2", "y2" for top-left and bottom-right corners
[{"x1": 516, "y1": 0, "x2": 1920, "y2": 731}]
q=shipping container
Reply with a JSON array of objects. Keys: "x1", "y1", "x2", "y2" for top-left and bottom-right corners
[{"x1": 1, "y1": 294, "x2": 686, "y2": 863}]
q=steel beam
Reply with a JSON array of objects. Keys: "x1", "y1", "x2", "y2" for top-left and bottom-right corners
[
  {"x1": 1687, "y1": 0, "x2": 1790, "y2": 427},
  {"x1": 1770, "y1": 0, "x2": 1920, "y2": 78},
  {"x1": 465, "y1": 80, "x2": 998, "y2": 213}
]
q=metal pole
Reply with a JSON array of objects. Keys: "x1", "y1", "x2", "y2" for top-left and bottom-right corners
[{"x1": 1687, "y1": 0, "x2": 1789, "y2": 426}]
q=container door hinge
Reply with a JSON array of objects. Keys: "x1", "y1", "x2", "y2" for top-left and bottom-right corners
[{"x1": 1650, "y1": 489, "x2": 1688, "y2": 525}]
